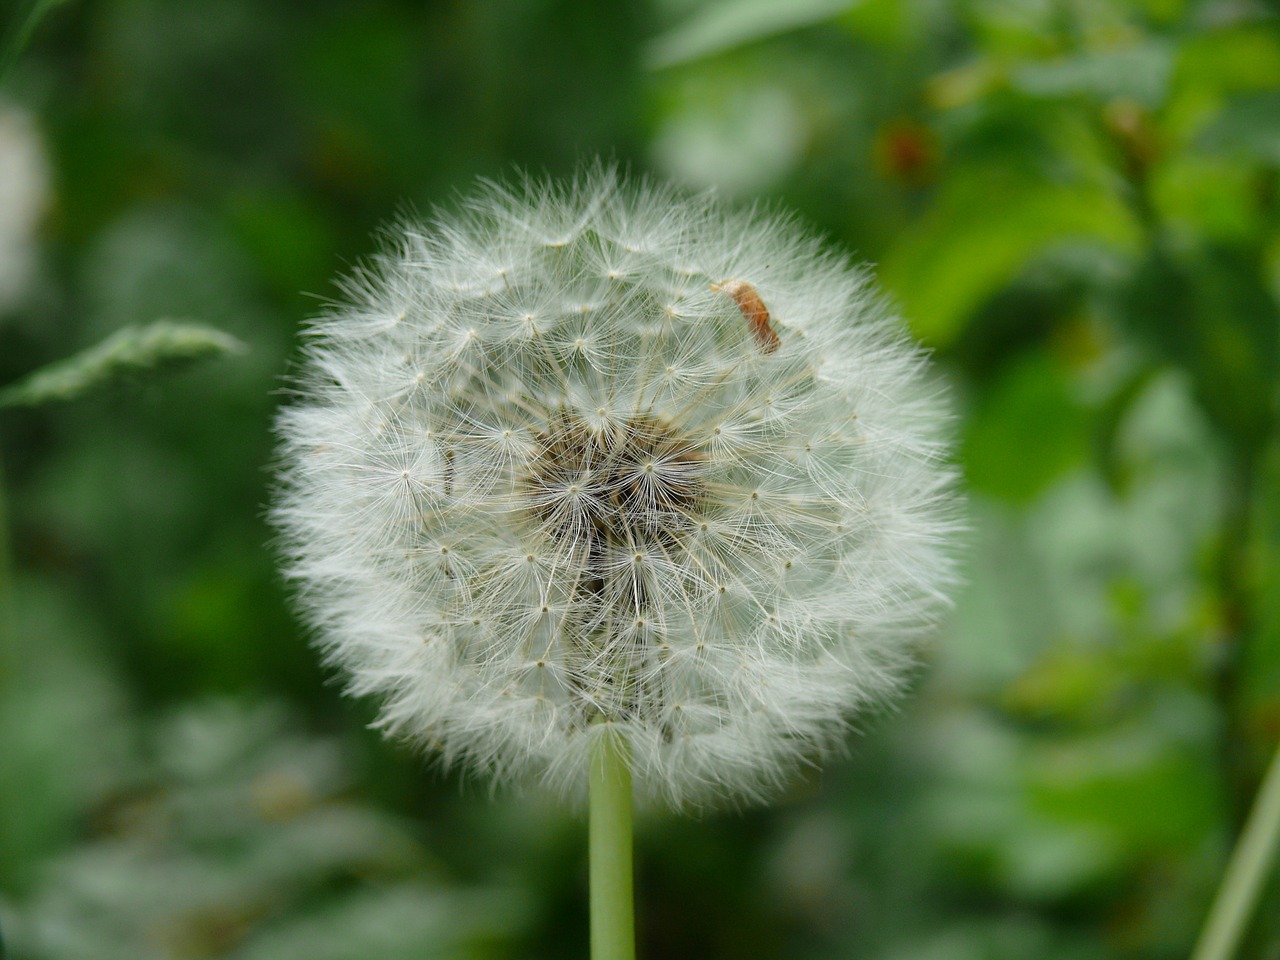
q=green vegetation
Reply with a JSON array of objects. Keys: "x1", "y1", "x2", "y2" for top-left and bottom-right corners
[{"x1": 1, "y1": 1, "x2": 1277, "y2": 957}]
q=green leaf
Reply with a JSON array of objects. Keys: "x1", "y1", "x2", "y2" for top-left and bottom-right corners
[
  {"x1": 643, "y1": 0, "x2": 858, "y2": 70},
  {"x1": 0, "y1": 321, "x2": 246, "y2": 409},
  {"x1": 0, "y1": 0, "x2": 72, "y2": 85},
  {"x1": 961, "y1": 350, "x2": 1090, "y2": 503},
  {"x1": 1175, "y1": 25, "x2": 1280, "y2": 96},
  {"x1": 1012, "y1": 40, "x2": 1175, "y2": 106},
  {"x1": 1094, "y1": 363, "x2": 1161, "y2": 496},
  {"x1": 1026, "y1": 723, "x2": 1222, "y2": 854},
  {"x1": 1197, "y1": 91, "x2": 1280, "y2": 164},
  {"x1": 881, "y1": 170, "x2": 1140, "y2": 346},
  {"x1": 1121, "y1": 242, "x2": 1280, "y2": 445}
]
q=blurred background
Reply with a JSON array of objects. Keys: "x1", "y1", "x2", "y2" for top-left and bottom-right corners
[{"x1": 2, "y1": 0, "x2": 1278, "y2": 957}]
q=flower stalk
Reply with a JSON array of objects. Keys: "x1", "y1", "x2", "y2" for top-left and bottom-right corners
[
  {"x1": 1191, "y1": 737, "x2": 1280, "y2": 960},
  {"x1": 590, "y1": 728, "x2": 635, "y2": 960}
]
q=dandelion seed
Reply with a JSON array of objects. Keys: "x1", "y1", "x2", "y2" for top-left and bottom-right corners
[{"x1": 273, "y1": 166, "x2": 957, "y2": 810}]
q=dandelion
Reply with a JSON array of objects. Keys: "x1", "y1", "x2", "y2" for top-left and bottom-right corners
[{"x1": 273, "y1": 166, "x2": 956, "y2": 957}]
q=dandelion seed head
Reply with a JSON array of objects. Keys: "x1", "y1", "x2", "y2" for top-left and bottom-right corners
[{"x1": 273, "y1": 166, "x2": 957, "y2": 809}]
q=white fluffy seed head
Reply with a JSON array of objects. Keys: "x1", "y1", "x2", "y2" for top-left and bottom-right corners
[{"x1": 273, "y1": 166, "x2": 957, "y2": 810}]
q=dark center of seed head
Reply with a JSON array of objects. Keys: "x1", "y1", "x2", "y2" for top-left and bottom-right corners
[{"x1": 525, "y1": 412, "x2": 705, "y2": 552}]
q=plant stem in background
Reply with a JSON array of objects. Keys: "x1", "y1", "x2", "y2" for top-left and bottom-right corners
[
  {"x1": 590, "y1": 729, "x2": 635, "y2": 960},
  {"x1": 1191, "y1": 737, "x2": 1280, "y2": 960},
  {"x1": 0, "y1": 0, "x2": 69, "y2": 85},
  {"x1": 0, "y1": 448, "x2": 13, "y2": 668},
  {"x1": 1212, "y1": 450, "x2": 1262, "y2": 828}
]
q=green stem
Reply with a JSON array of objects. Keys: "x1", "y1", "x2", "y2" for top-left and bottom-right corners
[
  {"x1": 1191, "y1": 737, "x2": 1280, "y2": 960},
  {"x1": 1, "y1": 0, "x2": 68, "y2": 86},
  {"x1": 0, "y1": 446, "x2": 13, "y2": 683},
  {"x1": 1211, "y1": 449, "x2": 1260, "y2": 828},
  {"x1": 590, "y1": 727, "x2": 635, "y2": 960}
]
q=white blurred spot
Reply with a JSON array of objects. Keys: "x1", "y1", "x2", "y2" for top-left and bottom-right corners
[
  {"x1": 0, "y1": 102, "x2": 50, "y2": 314},
  {"x1": 651, "y1": 86, "x2": 805, "y2": 195}
]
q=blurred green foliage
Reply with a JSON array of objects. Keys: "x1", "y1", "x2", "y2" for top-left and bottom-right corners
[
  {"x1": 1, "y1": 0, "x2": 1278, "y2": 958},
  {"x1": 0, "y1": 321, "x2": 244, "y2": 409}
]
